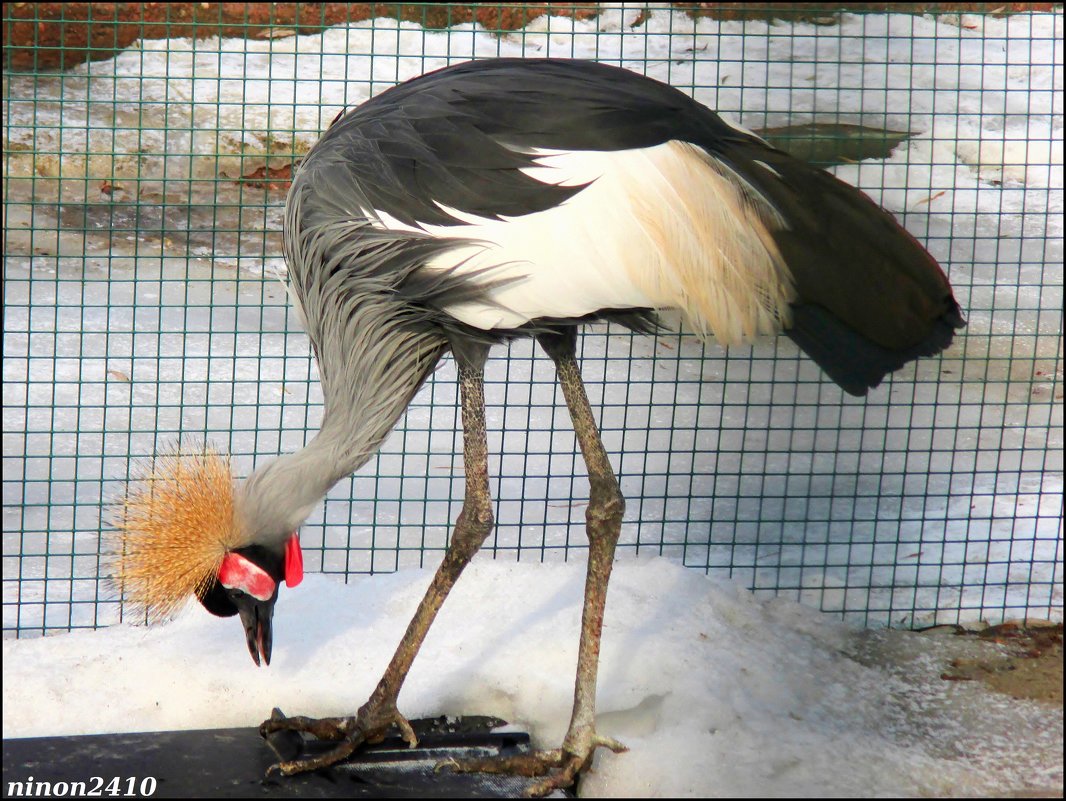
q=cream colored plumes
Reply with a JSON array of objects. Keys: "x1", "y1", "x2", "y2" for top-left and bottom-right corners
[
  {"x1": 109, "y1": 446, "x2": 247, "y2": 622},
  {"x1": 398, "y1": 141, "x2": 796, "y2": 344},
  {"x1": 621, "y1": 142, "x2": 795, "y2": 343}
]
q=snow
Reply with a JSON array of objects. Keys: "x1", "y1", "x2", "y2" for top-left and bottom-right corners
[
  {"x1": 2, "y1": 6, "x2": 1063, "y2": 795},
  {"x1": 2, "y1": 558, "x2": 1061, "y2": 795}
]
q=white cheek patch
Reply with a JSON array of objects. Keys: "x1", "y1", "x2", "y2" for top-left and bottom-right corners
[{"x1": 218, "y1": 553, "x2": 276, "y2": 602}]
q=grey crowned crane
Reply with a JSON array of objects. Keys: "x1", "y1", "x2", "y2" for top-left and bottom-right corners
[{"x1": 113, "y1": 58, "x2": 965, "y2": 793}]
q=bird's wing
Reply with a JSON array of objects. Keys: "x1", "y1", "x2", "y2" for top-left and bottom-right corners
[
  {"x1": 308, "y1": 59, "x2": 722, "y2": 229},
  {"x1": 287, "y1": 59, "x2": 963, "y2": 394},
  {"x1": 293, "y1": 60, "x2": 794, "y2": 337}
]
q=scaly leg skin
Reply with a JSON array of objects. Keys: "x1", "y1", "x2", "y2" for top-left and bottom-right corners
[
  {"x1": 444, "y1": 329, "x2": 628, "y2": 796},
  {"x1": 260, "y1": 342, "x2": 495, "y2": 776}
]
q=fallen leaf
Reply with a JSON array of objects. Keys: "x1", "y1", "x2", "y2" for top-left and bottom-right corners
[{"x1": 914, "y1": 190, "x2": 947, "y2": 207}]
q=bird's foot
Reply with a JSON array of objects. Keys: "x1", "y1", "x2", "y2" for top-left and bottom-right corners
[
  {"x1": 439, "y1": 727, "x2": 627, "y2": 797},
  {"x1": 259, "y1": 701, "x2": 417, "y2": 776}
]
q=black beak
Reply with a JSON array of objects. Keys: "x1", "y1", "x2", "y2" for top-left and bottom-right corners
[{"x1": 234, "y1": 594, "x2": 276, "y2": 667}]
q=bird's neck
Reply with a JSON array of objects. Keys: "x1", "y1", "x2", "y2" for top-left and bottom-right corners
[{"x1": 237, "y1": 323, "x2": 448, "y2": 546}]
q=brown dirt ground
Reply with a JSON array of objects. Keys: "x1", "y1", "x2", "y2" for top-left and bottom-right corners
[{"x1": 931, "y1": 620, "x2": 1063, "y2": 706}]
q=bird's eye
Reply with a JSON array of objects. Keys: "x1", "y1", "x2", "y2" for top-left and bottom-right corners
[{"x1": 226, "y1": 587, "x2": 246, "y2": 601}]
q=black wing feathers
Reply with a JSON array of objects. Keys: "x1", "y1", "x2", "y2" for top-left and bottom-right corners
[{"x1": 312, "y1": 59, "x2": 715, "y2": 227}]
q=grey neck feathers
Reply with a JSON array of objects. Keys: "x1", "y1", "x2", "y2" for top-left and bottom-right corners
[
  {"x1": 238, "y1": 321, "x2": 447, "y2": 547},
  {"x1": 235, "y1": 163, "x2": 497, "y2": 548}
]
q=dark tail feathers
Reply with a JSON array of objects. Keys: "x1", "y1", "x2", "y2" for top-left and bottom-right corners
[{"x1": 786, "y1": 301, "x2": 966, "y2": 396}]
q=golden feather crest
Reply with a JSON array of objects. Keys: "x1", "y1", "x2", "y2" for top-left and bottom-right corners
[{"x1": 108, "y1": 445, "x2": 247, "y2": 622}]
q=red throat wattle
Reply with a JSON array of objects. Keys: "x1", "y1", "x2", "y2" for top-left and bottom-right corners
[{"x1": 285, "y1": 533, "x2": 303, "y2": 587}]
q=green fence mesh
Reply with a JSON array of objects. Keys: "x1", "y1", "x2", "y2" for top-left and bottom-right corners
[{"x1": 3, "y1": 3, "x2": 1062, "y2": 636}]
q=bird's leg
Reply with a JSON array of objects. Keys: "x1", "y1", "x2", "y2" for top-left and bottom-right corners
[
  {"x1": 445, "y1": 329, "x2": 626, "y2": 795},
  {"x1": 261, "y1": 342, "x2": 496, "y2": 775},
  {"x1": 537, "y1": 329, "x2": 629, "y2": 786}
]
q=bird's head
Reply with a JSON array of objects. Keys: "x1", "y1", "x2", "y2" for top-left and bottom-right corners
[{"x1": 110, "y1": 446, "x2": 303, "y2": 666}]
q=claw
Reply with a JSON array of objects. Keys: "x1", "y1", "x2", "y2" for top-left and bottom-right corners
[
  {"x1": 262, "y1": 708, "x2": 305, "y2": 763},
  {"x1": 396, "y1": 713, "x2": 418, "y2": 748},
  {"x1": 434, "y1": 756, "x2": 460, "y2": 774},
  {"x1": 264, "y1": 762, "x2": 283, "y2": 782},
  {"x1": 591, "y1": 733, "x2": 628, "y2": 754}
]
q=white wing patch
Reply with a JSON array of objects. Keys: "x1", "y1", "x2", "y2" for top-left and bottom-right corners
[{"x1": 374, "y1": 141, "x2": 796, "y2": 345}]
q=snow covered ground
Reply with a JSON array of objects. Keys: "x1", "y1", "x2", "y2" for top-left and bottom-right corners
[
  {"x1": 3, "y1": 558, "x2": 1062, "y2": 796},
  {"x1": 2, "y1": 6, "x2": 1063, "y2": 794}
]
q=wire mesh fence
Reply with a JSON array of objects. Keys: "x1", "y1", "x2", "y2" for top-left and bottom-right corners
[{"x1": 3, "y1": 3, "x2": 1062, "y2": 637}]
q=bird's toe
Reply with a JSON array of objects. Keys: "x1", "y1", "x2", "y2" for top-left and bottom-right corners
[
  {"x1": 258, "y1": 710, "x2": 356, "y2": 741},
  {"x1": 439, "y1": 732, "x2": 624, "y2": 797}
]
